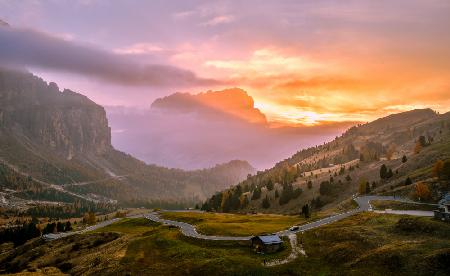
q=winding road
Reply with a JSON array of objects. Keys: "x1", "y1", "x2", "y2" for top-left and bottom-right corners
[
  {"x1": 43, "y1": 195, "x2": 435, "y2": 242},
  {"x1": 145, "y1": 195, "x2": 436, "y2": 239},
  {"x1": 42, "y1": 213, "x2": 144, "y2": 241},
  {"x1": 41, "y1": 195, "x2": 437, "y2": 268}
]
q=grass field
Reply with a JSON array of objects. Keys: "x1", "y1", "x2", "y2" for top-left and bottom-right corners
[
  {"x1": 118, "y1": 224, "x2": 292, "y2": 275},
  {"x1": 371, "y1": 200, "x2": 437, "y2": 211},
  {"x1": 92, "y1": 217, "x2": 159, "y2": 235},
  {"x1": 161, "y1": 211, "x2": 312, "y2": 236}
]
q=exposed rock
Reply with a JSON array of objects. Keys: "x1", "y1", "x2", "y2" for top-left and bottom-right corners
[
  {"x1": 151, "y1": 88, "x2": 267, "y2": 124},
  {"x1": 0, "y1": 68, "x2": 111, "y2": 159}
]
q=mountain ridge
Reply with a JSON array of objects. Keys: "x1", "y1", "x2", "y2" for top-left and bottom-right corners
[
  {"x1": 201, "y1": 106, "x2": 450, "y2": 214},
  {"x1": 0, "y1": 68, "x2": 255, "y2": 207}
]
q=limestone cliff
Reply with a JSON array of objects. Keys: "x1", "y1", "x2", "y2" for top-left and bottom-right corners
[{"x1": 0, "y1": 68, "x2": 111, "y2": 159}]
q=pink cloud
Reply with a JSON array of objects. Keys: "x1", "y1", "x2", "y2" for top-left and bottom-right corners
[{"x1": 202, "y1": 15, "x2": 235, "y2": 26}]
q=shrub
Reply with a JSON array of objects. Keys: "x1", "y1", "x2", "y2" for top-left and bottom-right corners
[
  {"x1": 71, "y1": 243, "x2": 81, "y2": 251},
  {"x1": 380, "y1": 164, "x2": 388, "y2": 179},
  {"x1": 261, "y1": 196, "x2": 270, "y2": 209},
  {"x1": 58, "y1": 262, "x2": 73, "y2": 272},
  {"x1": 402, "y1": 155, "x2": 407, "y2": 163},
  {"x1": 345, "y1": 175, "x2": 352, "y2": 182},
  {"x1": 251, "y1": 187, "x2": 262, "y2": 200},
  {"x1": 266, "y1": 179, "x2": 274, "y2": 191},
  {"x1": 404, "y1": 177, "x2": 412, "y2": 186}
]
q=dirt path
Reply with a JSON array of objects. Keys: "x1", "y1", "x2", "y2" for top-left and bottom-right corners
[{"x1": 264, "y1": 234, "x2": 306, "y2": 267}]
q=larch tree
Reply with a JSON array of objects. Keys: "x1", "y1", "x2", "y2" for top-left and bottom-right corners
[
  {"x1": 415, "y1": 182, "x2": 431, "y2": 201},
  {"x1": 432, "y1": 160, "x2": 444, "y2": 178}
]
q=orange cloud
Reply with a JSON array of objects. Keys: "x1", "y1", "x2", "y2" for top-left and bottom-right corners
[{"x1": 199, "y1": 45, "x2": 450, "y2": 125}]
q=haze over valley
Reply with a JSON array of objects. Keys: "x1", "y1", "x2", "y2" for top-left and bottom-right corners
[{"x1": 107, "y1": 88, "x2": 351, "y2": 170}]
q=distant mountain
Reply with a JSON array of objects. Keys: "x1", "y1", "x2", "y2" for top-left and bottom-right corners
[
  {"x1": 151, "y1": 88, "x2": 267, "y2": 124},
  {"x1": 202, "y1": 107, "x2": 450, "y2": 214},
  {"x1": 0, "y1": 68, "x2": 255, "y2": 207},
  {"x1": 107, "y1": 89, "x2": 347, "y2": 170}
]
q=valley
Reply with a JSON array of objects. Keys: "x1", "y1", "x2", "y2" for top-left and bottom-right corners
[{"x1": 1, "y1": 3, "x2": 450, "y2": 275}]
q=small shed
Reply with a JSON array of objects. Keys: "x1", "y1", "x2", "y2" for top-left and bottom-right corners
[
  {"x1": 251, "y1": 234, "x2": 283, "y2": 253},
  {"x1": 434, "y1": 193, "x2": 450, "y2": 222}
]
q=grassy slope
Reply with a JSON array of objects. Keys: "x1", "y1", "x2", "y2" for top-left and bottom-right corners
[
  {"x1": 204, "y1": 111, "x2": 450, "y2": 215},
  {"x1": 118, "y1": 226, "x2": 290, "y2": 275},
  {"x1": 273, "y1": 212, "x2": 450, "y2": 276},
  {"x1": 0, "y1": 218, "x2": 289, "y2": 275},
  {"x1": 161, "y1": 211, "x2": 313, "y2": 236},
  {"x1": 0, "y1": 133, "x2": 107, "y2": 185},
  {"x1": 275, "y1": 131, "x2": 450, "y2": 214}
]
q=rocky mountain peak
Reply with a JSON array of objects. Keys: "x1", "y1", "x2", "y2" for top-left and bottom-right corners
[
  {"x1": 0, "y1": 68, "x2": 111, "y2": 159},
  {"x1": 151, "y1": 88, "x2": 267, "y2": 124}
]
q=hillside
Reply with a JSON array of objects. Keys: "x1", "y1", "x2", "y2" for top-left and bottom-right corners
[
  {"x1": 0, "y1": 68, "x2": 255, "y2": 210},
  {"x1": 202, "y1": 108, "x2": 450, "y2": 214}
]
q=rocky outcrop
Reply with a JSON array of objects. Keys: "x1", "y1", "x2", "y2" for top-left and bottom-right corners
[
  {"x1": 0, "y1": 68, "x2": 111, "y2": 159},
  {"x1": 151, "y1": 88, "x2": 267, "y2": 124}
]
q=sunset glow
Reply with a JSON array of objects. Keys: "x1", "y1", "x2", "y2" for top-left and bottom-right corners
[
  {"x1": 1, "y1": 0, "x2": 449, "y2": 126},
  {"x1": 3, "y1": 2, "x2": 450, "y2": 270}
]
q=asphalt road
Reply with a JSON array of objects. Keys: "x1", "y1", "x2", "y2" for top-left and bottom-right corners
[
  {"x1": 42, "y1": 214, "x2": 144, "y2": 241},
  {"x1": 43, "y1": 195, "x2": 436, "y2": 242},
  {"x1": 374, "y1": 210, "x2": 434, "y2": 216},
  {"x1": 145, "y1": 195, "x2": 436, "y2": 240}
]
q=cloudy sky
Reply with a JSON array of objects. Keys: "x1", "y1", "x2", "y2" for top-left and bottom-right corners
[{"x1": 1, "y1": 0, "x2": 449, "y2": 126}]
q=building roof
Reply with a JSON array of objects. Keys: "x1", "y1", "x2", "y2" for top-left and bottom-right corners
[
  {"x1": 439, "y1": 193, "x2": 450, "y2": 206},
  {"x1": 253, "y1": 234, "x2": 283, "y2": 244}
]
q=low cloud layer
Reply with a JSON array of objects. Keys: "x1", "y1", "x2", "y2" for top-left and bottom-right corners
[
  {"x1": 0, "y1": 24, "x2": 219, "y2": 87},
  {"x1": 106, "y1": 89, "x2": 354, "y2": 170}
]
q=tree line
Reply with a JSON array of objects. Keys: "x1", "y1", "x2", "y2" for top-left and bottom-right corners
[{"x1": 26, "y1": 200, "x2": 116, "y2": 219}]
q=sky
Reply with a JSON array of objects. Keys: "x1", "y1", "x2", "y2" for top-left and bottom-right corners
[{"x1": 1, "y1": 0, "x2": 450, "y2": 126}]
